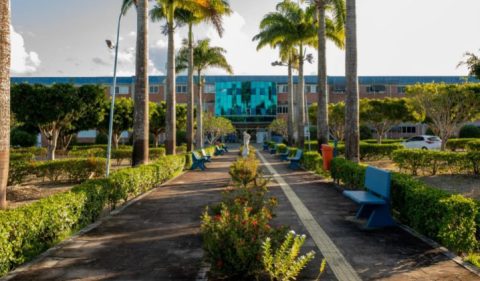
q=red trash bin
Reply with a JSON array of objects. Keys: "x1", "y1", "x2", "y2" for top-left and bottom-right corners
[{"x1": 321, "y1": 144, "x2": 334, "y2": 170}]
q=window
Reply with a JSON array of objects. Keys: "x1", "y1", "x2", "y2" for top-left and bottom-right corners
[
  {"x1": 305, "y1": 84, "x2": 317, "y2": 94},
  {"x1": 176, "y1": 84, "x2": 187, "y2": 93},
  {"x1": 367, "y1": 85, "x2": 386, "y2": 94},
  {"x1": 277, "y1": 104, "x2": 288, "y2": 114},
  {"x1": 115, "y1": 86, "x2": 129, "y2": 95},
  {"x1": 332, "y1": 84, "x2": 346, "y2": 93},
  {"x1": 149, "y1": 86, "x2": 159, "y2": 94},
  {"x1": 277, "y1": 84, "x2": 288, "y2": 93},
  {"x1": 402, "y1": 126, "x2": 417, "y2": 134},
  {"x1": 204, "y1": 84, "x2": 215, "y2": 93},
  {"x1": 397, "y1": 86, "x2": 406, "y2": 94}
]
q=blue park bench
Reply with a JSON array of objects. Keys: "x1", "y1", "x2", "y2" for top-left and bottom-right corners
[
  {"x1": 269, "y1": 144, "x2": 278, "y2": 155},
  {"x1": 214, "y1": 145, "x2": 225, "y2": 156},
  {"x1": 279, "y1": 148, "x2": 290, "y2": 161},
  {"x1": 288, "y1": 149, "x2": 303, "y2": 170},
  {"x1": 263, "y1": 142, "x2": 269, "y2": 151},
  {"x1": 342, "y1": 166, "x2": 395, "y2": 229},
  {"x1": 191, "y1": 151, "x2": 207, "y2": 171},
  {"x1": 201, "y1": 149, "x2": 212, "y2": 162}
]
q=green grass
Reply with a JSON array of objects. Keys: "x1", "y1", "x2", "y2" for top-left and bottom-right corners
[{"x1": 465, "y1": 253, "x2": 480, "y2": 268}]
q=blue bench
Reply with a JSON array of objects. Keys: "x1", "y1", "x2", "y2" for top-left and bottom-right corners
[
  {"x1": 201, "y1": 149, "x2": 212, "y2": 162},
  {"x1": 288, "y1": 149, "x2": 303, "y2": 170},
  {"x1": 263, "y1": 143, "x2": 269, "y2": 151},
  {"x1": 221, "y1": 144, "x2": 229, "y2": 152},
  {"x1": 214, "y1": 146, "x2": 225, "y2": 156},
  {"x1": 269, "y1": 144, "x2": 278, "y2": 155},
  {"x1": 279, "y1": 148, "x2": 290, "y2": 161},
  {"x1": 343, "y1": 166, "x2": 395, "y2": 229},
  {"x1": 191, "y1": 151, "x2": 207, "y2": 171}
]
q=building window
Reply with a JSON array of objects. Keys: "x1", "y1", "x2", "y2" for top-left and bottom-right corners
[
  {"x1": 115, "y1": 86, "x2": 129, "y2": 95},
  {"x1": 397, "y1": 86, "x2": 406, "y2": 94},
  {"x1": 277, "y1": 84, "x2": 288, "y2": 93},
  {"x1": 332, "y1": 84, "x2": 346, "y2": 93},
  {"x1": 176, "y1": 84, "x2": 187, "y2": 93},
  {"x1": 149, "y1": 86, "x2": 159, "y2": 94},
  {"x1": 204, "y1": 84, "x2": 215, "y2": 93},
  {"x1": 277, "y1": 104, "x2": 288, "y2": 114},
  {"x1": 305, "y1": 84, "x2": 317, "y2": 94},
  {"x1": 402, "y1": 126, "x2": 416, "y2": 133},
  {"x1": 367, "y1": 85, "x2": 386, "y2": 94}
]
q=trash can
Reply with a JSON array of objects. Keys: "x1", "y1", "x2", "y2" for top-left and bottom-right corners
[{"x1": 321, "y1": 144, "x2": 334, "y2": 171}]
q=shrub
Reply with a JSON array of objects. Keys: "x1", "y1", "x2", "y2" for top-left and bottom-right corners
[
  {"x1": 466, "y1": 140, "x2": 480, "y2": 151},
  {"x1": 110, "y1": 148, "x2": 132, "y2": 166},
  {"x1": 10, "y1": 153, "x2": 34, "y2": 162},
  {"x1": 10, "y1": 129, "x2": 37, "y2": 147},
  {"x1": 446, "y1": 138, "x2": 478, "y2": 151},
  {"x1": 302, "y1": 151, "x2": 323, "y2": 172},
  {"x1": 11, "y1": 147, "x2": 47, "y2": 157},
  {"x1": 95, "y1": 132, "x2": 109, "y2": 144},
  {"x1": 330, "y1": 158, "x2": 366, "y2": 189},
  {"x1": 360, "y1": 143, "x2": 404, "y2": 161},
  {"x1": 68, "y1": 148, "x2": 105, "y2": 158},
  {"x1": 465, "y1": 151, "x2": 480, "y2": 175},
  {"x1": 360, "y1": 125, "x2": 373, "y2": 140},
  {"x1": 459, "y1": 125, "x2": 480, "y2": 138},
  {"x1": 0, "y1": 154, "x2": 186, "y2": 276},
  {"x1": 276, "y1": 143, "x2": 287, "y2": 153},
  {"x1": 149, "y1": 147, "x2": 166, "y2": 160},
  {"x1": 362, "y1": 139, "x2": 403, "y2": 144},
  {"x1": 229, "y1": 156, "x2": 259, "y2": 187},
  {"x1": 34, "y1": 158, "x2": 107, "y2": 183},
  {"x1": 8, "y1": 160, "x2": 33, "y2": 186}
]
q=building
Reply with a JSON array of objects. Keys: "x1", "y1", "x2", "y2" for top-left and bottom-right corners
[{"x1": 11, "y1": 76, "x2": 479, "y2": 142}]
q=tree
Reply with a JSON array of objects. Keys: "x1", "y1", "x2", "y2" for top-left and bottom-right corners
[
  {"x1": 150, "y1": 102, "x2": 190, "y2": 147},
  {"x1": 407, "y1": 83, "x2": 480, "y2": 150},
  {"x1": 458, "y1": 50, "x2": 480, "y2": 80},
  {"x1": 203, "y1": 112, "x2": 235, "y2": 144},
  {"x1": 344, "y1": 0, "x2": 360, "y2": 162},
  {"x1": 0, "y1": 0, "x2": 10, "y2": 209},
  {"x1": 11, "y1": 84, "x2": 88, "y2": 160},
  {"x1": 268, "y1": 119, "x2": 288, "y2": 139},
  {"x1": 312, "y1": 0, "x2": 345, "y2": 152},
  {"x1": 101, "y1": 98, "x2": 134, "y2": 149},
  {"x1": 176, "y1": 38, "x2": 233, "y2": 148},
  {"x1": 360, "y1": 98, "x2": 416, "y2": 144},
  {"x1": 310, "y1": 102, "x2": 345, "y2": 141}
]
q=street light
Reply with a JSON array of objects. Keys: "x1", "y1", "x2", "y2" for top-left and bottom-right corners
[{"x1": 105, "y1": 9, "x2": 124, "y2": 177}]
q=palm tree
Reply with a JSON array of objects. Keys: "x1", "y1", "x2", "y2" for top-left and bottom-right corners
[
  {"x1": 312, "y1": 0, "x2": 345, "y2": 151},
  {"x1": 176, "y1": 39, "x2": 233, "y2": 148},
  {"x1": 344, "y1": 0, "x2": 359, "y2": 162},
  {"x1": 151, "y1": 0, "x2": 231, "y2": 152},
  {"x1": 458, "y1": 50, "x2": 480, "y2": 80},
  {"x1": 0, "y1": 0, "x2": 10, "y2": 209},
  {"x1": 121, "y1": 0, "x2": 150, "y2": 165}
]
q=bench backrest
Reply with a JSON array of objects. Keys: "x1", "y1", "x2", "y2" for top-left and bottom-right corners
[
  {"x1": 192, "y1": 151, "x2": 202, "y2": 161},
  {"x1": 365, "y1": 166, "x2": 391, "y2": 200},
  {"x1": 294, "y1": 149, "x2": 303, "y2": 159}
]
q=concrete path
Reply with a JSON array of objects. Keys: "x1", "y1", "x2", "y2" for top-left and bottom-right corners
[
  {"x1": 3, "y1": 152, "x2": 237, "y2": 281},
  {"x1": 258, "y1": 149, "x2": 480, "y2": 281}
]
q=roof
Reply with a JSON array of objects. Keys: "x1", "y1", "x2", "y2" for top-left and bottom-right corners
[{"x1": 10, "y1": 75, "x2": 479, "y2": 86}]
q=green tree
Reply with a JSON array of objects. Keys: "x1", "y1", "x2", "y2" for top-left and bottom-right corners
[
  {"x1": 0, "y1": 0, "x2": 10, "y2": 208},
  {"x1": 101, "y1": 98, "x2": 134, "y2": 149},
  {"x1": 149, "y1": 102, "x2": 190, "y2": 147},
  {"x1": 344, "y1": 0, "x2": 359, "y2": 161},
  {"x1": 458, "y1": 50, "x2": 480, "y2": 80},
  {"x1": 267, "y1": 119, "x2": 288, "y2": 139},
  {"x1": 203, "y1": 112, "x2": 235, "y2": 144},
  {"x1": 310, "y1": 102, "x2": 345, "y2": 141},
  {"x1": 360, "y1": 98, "x2": 416, "y2": 144},
  {"x1": 407, "y1": 83, "x2": 480, "y2": 150},
  {"x1": 176, "y1": 38, "x2": 233, "y2": 148}
]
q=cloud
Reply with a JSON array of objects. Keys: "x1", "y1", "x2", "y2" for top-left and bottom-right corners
[{"x1": 11, "y1": 26, "x2": 41, "y2": 74}]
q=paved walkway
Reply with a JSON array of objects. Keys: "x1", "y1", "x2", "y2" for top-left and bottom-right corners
[
  {"x1": 3, "y1": 152, "x2": 236, "y2": 281},
  {"x1": 258, "y1": 149, "x2": 480, "y2": 281}
]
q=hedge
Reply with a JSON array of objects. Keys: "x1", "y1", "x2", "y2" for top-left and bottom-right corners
[
  {"x1": 301, "y1": 151, "x2": 323, "y2": 172},
  {"x1": 361, "y1": 139, "x2": 403, "y2": 144},
  {"x1": 33, "y1": 158, "x2": 107, "y2": 183},
  {"x1": 330, "y1": 157, "x2": 478, "y2": 254},
  {"x1": 392, "y1": 149, "x2": 480, "y2": 176},
  {"x1": 467, "y1": 140, "x2": 480, "y2": 152},
  {"x1": 330, "y1": 143, "x2": 402, "y2": 161},
  {"x1": 446, "y1": 138, "x2": 479, "y2": 151},
  {"x1": 11, "y1": 147, "x2": 47, "y2": 157},
  {"x1": 0, "y1": 154, "x2": 186, "y2": 276}
]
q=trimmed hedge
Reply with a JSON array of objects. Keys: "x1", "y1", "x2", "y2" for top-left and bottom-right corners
[
  {"x1": 359, "y1": 143, "x2": 404, "y2": 161},
  {"x1": 330, "y1": 157, "x2": 478, "y2": 254},
  {"x1": 446, "y1": 138, "x2": 479, "y2": 151},
  {"x1": 33, "y1": 158, "x2": 107, "y2": 183},
  {"x1": 301, "y1": 151, "x2": 323, "y2": 172},
  {"x1": 0, "y1": 154, "x2": 186, "y2": 276},
  {"x1": 361, "y1": 139, "x2": 403, "y2": 144},
  {"x1": 467, "y1": 140, "x2": 480, "y2": 152},
  {"x1": 11, "y1": 147, "x2": 47, "y2": 158}
]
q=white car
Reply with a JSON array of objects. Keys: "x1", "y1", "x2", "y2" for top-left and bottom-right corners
[{"x1": 402, "y1": 135, "x2": 442, "y2": 150}]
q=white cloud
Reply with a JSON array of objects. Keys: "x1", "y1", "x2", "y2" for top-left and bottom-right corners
[{"x1": 10, "y1": 26, "x2": 41, "y2": 74}]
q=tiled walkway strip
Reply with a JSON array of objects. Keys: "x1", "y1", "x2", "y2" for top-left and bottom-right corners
[{"x1": 257, "y1": 152, "x2": 362, "y2": 281}]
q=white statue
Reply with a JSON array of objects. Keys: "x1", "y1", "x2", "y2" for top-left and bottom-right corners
[{"x1": 242, "y1": 131, "x2": 251, "y2": 158}]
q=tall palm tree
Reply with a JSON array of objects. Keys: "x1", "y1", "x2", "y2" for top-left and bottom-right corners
[
  {"x1": 0, "y1": 0, "x2": 10, "y2": 209},
  {"x1": 344, "y1": 0, "x2": 359, "y2": 161},
  {"x1": 312, "y1": 0, "x2": 345, "y2": 151},
  {"x1": 121, "y1": 0, "x2": 150, "y2": 165},
  {"x1": 176, "y1": 39, "x2": 233, "y2": 148}
]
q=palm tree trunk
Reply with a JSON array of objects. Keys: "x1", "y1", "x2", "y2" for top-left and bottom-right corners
[
  {"x1": 132, "y1": 0, "x2": 149, "y2": 166},
  {"x1": 317, "y1": 1, "x2": 329, "y2": 152},
  {"x1": 287, "y1": 58, "x2": 295, "y2": 146},
  {"x1": 186, "y1": 23, "x2": 194, "y2": 152},
  {"x1": 297, "y1": 45, "x2": 305, "y2": 148},
  {"x1": 0, "y1": 0, "x2": 10, "y2": 209},
  {"x1": 196, "y1": 71, "x2": 203, "y2": 149},
  {"x1": 165, "y1": 14, "x2": 176, "y2": 155},
  {"x1": 345, "y1": 0, "x2": 360, "y2": 162}
]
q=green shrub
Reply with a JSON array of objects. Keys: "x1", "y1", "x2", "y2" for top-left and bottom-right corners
[
  {"x1": 0, "y1": 154, "x2": 186, "y2": 276},
  {"x1": 446, "y1": 138, "x2": 478, "y2": 151},
  {"x1": 149, "y1": 147, "x2": 166, "y2": 160},
  {"x1": 11, "y1": 147, "x2": 46, "y2": 157},
  {"x1": 8, "y1": 160, "x2": 33, "y2": 186},
  {"x1": 466, "y1": 140, "x2": 480, "y2": 152},
  {"x1": 330, "y1": 158, "x2": 478, "y2": 253},
  {"x1": 465, "y1": 151, "x2": 480, "y2": 175},
  {"x1": 68, "y1": 148, "x2": 105, "y2": 158},
  {"x1": 362, "y1": 139, "x2": 403, "y2": 144},
  {"x1": 276, "y1": 143, "x2": 287, "y2": 153},
  {"x1": 229, "y1": 156, "x2": 259, "y2": 187},
  {"x1": 10, "y1": 129, "x2": 37, "y2": 147},
  {"x1": 34, "y1": 158, "x2": 107, "y2": 183},
  {"x1": 360, "y1": 143, "x2": 404, "y2": 161},
  {"x1": 360, "y1": 125, "x2": 373, "y2": 140},
  {"x1": 95, "y1": 132, "x2": 109, "y2": 144},
  {"x1": 10, "y1": 153, "x2": 34, "y2": 162},
  {"x1": 302, "y1": 151, "x2": 323, "y2": 171},
  {"x1": 459, "y1": 125, "x2": 480, "y2": 138},
  {"x1": 110, "y1": 148, "x2": 132, "y2": 166}
]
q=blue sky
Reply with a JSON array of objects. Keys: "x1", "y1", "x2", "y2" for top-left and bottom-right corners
[{"x1": 10, "y1": 0, "x2": 480, "y2": 77}]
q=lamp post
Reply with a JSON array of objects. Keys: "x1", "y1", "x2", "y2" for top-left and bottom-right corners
[{"x1": 105, "y1": 10, "x2": 124, "y2": 177}]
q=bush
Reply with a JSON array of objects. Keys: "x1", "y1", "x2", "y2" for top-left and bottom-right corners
[
  {"x1": 34, "y1": 158, "x2": 107, "y2": 183},
  {"x1": 459, "y1": 125, "x2": 480, "y2": 138},
  {"x1": 330, "y1": 158, "x2": 478, "y2": 253},
  {"x1": 360, "y1": 125, "x2": 373, "y2": 140},
  {"x1": 111, "y1": 148, "x2": 132, "y2": 166},
  {"x1": 360, "y1": 143, "x2": 404, "y2": 161},
  {"x1": 466, "y1": 140, "x2": 480, "y2": 152},
  {"x1": 0, "y1": 154, "x2": 186, "y2": 276},
  {"x1": 95, "y1": 132, "x2": 109, "y2": 144},
  {"x1": 446, "y1": 138, "x2": 478, "y2": 151},
  {"x1": 11, "y1": 147, "x2": 47, "y2": 158},
  {"x1": 8, "y1": 160, "x2": 33, "y2": 186},
  {"x1": 10, "y1": 129, "x2": 37, "y2": 147},
  {"x1": 276, "y1": 143, "x2": 287, "y2": 153},
  {"x1": 302, "y1": 151, "x2": 323, "y2": 172},
  {"x1": 68, "y1": 148, "x2": 105, "y2": 158},
  {"x1": 149, "y1": 147, "x2": 166, "y2": 160},
  {"x1": 362, "y1": 139, "x2": 403, "y2": 144}
]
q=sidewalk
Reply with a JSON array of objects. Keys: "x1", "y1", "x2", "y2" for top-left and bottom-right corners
[
  {"x1": 3, "y1": 152, "x2": 237, "y2": 281},
  {"x1": 258, "y1": 150, "x2": 480, "y2": 281}
]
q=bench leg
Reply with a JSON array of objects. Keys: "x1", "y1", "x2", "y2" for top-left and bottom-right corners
[
  {"x1": 200, "y1": 162, "x2": 206, "y2": 171},
  {"x1": 360, "y1": 204, "x2": 395, "y2": 229},
  {"x1": 289, "y1": 161, "x2": 300, "y2": 170},
  {"x1": 191, "y1": 162, "x2": 199, "y2": 170}
]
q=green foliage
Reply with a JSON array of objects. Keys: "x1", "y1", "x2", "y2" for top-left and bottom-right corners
[
  {"x1": 8, "y1": 159, "x2": 33, "y2": 186},
  {"x1": 458, "y1": 50, "x2": 480, "y2": 80},
  {"x1": 466, "y1": 253, "x2": 480, "y2": 268},
  {"x1": 229, "y1": 156, "x2": 259, "y2": 188},
  {"x1": 203, "y1": 112, "x2": 236, "y2": 144},
  {"x1": 466, "y1": 140, "x2": 480, "y2": 151},
  {"x1": 262, "y1": 231, "x2": 315, "y2": 281},
  {"x1": 100, "y1": 98, "x2": 134, "y2": 146},
  {"x1": 34, "y1": 158, "x2": 107, "y2": 183},
  {"x1": 359, "y1": 143, "x2": 404, "y2": 161},
  {"x1": 268, "y1": 119, "x2": 288, "y2": 139},
  {"x1": 11, "y1": 147, "x2": 46, "y2": 157},
  {"x1": 149, "y1": 147, "x2": 166, "y2": 160},
  {"x1": 359, "y1": 125, "x2": 373, "y2": 140},
  {"x1": 302, "y1": 151, "x2": 323, "y2": 172},
  {"x1": 362, "y1": 139, "x2": 403, "y2": 144},
  {"x1": 459, "y1": 125, "x2": 480, "y2": 138},
  {"x1": 330, "y1": 158, "x2": 479, "y2": 253},
  {"x1": 95, "y1": 132, "x2": 109, "y2": 144},
  {"x1": 68, "y1": 148, "x2": 105, "y2": 158},
  {"x1": 10, "y1": 129, "x2": 37, "y2": 147},
  {"x1": 0, "y1": 154, "x2": 186, "y2": 276},
  {"x1": 276, "y1": 143, "x2": 288, "y2": 153},
  {"x1": 446, "y1": 138, "x2": 478, "y2": 151}
]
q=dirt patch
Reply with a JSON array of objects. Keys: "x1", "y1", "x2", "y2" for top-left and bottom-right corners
[{"x1": 7, "y1": 182, "x2": 74, "y2": 209}]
